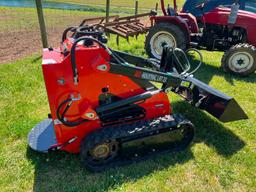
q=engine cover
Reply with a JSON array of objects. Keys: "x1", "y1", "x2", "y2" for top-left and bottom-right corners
[{"x1": 41, "y1": 44, "x2": 171, "y2": 153}]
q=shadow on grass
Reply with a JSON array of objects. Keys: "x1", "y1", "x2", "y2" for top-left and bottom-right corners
[
  {"x1": 193, "y1": 60, "x2": 256, "y2": 85},
  {"x1": 172, "y1": 101, "x2": 245, "y2": 157},
  {"x1": 27, "y1": 147, "x2": 194, "y2": 192},
  {"x1": 26, "y1": 101, "x2": 245, "y2": 192}
]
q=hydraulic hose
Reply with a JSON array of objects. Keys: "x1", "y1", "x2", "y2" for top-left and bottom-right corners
[
  {"x1": 70, "y1": 36, "x2": 110, "y2": 84},
  {"x1": 185, "y1": 48, "x2": 203, "y2": 76},
  {"x1": 173, "y1": 48, "x2": 191, "y2": 74},
  {"x1": 56, "y1": 97, "x2": 88, "y2": 127},
  {"x1": 70, "y1": 36, "x2": 130, "y2": 85},
  {"x1": 172, "y1": 47, "x2": 203, "y2": 76},
  {"x1": 62, "y1": 26, "x2": 77, "y2": 43}
]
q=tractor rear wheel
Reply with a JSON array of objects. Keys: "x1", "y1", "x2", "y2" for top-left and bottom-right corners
[
  {"x1": 221, "y1": 43, "x2": 256, "y2": 76},
  {"x1": 145, "y1": 23, "x2": 188, "y2": 60}
]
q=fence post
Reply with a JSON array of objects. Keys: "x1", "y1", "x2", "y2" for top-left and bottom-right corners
[
  {"x1": 35, "y1": 0, "x2": 48, "y2": 48},
  {"x1": 135, "y1": 1, "x2": 138, "y2": 16},
  {"x1": 106, "y1": 0, "x2": 110, "y2": 23}
]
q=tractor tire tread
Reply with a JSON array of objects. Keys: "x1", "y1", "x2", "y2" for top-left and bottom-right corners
[
  {"x1": 145, "y1": 22, "x2": 189, "y2": 59},
  {"x1": 221, "y1": 43, "x2": 256, "y2": 76}
]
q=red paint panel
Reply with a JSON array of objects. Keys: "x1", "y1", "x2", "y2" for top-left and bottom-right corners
[
  {"x1": 203, "y1": 7, "x2": 256, "y2": 46},
  {"x1": 42, "y1": 40, "x2": 171, "y2": 153}
]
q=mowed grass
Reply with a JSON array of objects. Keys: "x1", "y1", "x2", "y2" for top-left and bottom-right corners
[
  {"x1": 0, "y1": 0, "x2": 184, "y2": 34},
  {"x1": 0, "y1": 6, "x2": 106, "y2": 33},
  {"x1": 0, "y1": 35, "x2": 256, "y2": 192}
]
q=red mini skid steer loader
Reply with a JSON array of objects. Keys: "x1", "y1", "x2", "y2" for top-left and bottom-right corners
[
  {"x1": 28, "y1": 26, "x2": 247, "y2": 172},
  {"x1": 146, "y1": 0, "x2": 256, "y2": 76}
]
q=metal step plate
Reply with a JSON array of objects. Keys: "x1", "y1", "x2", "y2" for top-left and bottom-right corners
[{"x1": 28, "y1": 118, "x2": 57, "y2": 153}]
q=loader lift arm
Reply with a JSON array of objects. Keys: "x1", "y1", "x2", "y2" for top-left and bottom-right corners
[
  {"x1": 70, "y1": 37, "x2": 247, "y2": 123},
  {"x1": 108, "y1": 50, "x2": 248, "y2": 122}
]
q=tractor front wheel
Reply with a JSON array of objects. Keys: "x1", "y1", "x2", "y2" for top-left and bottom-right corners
[
  {"x1": 222, "y1": 44, "x2": 256, "y2": 76},
  {"x1": 145, "y1": 23, "x2": 188, "y2": 60}
]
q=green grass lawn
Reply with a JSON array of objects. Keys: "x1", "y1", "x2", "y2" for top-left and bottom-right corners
[
  {"x1": 46, "y1": 0, "x2": 184, "y2": 10},
  {"x1": 0, "y1": 0, "x2": 185, "y2": 34},
  {"x1": 0, "y1": 36, "x2": 255, "y2": 192},
  {"x1": 0, "y1": 6, "x2": 106, "y2": 33}
]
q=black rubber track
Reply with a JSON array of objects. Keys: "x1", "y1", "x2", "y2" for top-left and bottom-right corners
[{"x1": 80, "y1": 114, "x2": 194, "y2": 172}]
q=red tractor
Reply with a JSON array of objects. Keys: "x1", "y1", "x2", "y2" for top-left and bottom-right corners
[{"x1": 145, "y1": 0, "x2": 256, "y2": 76}]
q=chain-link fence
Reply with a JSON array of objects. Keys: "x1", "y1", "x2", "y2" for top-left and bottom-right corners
[{"x1": 0, "y1": 0, "x2": 177, "y2": 64}]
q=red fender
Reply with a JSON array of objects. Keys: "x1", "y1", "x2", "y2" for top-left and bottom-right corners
[{"x1": 150, "y1": 14, "x2": 199, "y2": 42}]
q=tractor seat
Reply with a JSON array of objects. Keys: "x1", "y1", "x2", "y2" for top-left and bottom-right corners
[{"x1": 167, "y1": 7, "x2": 176, "y2": 16}]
